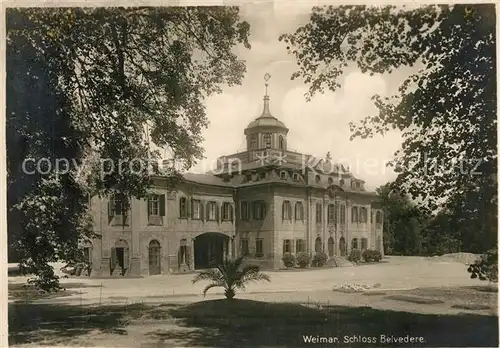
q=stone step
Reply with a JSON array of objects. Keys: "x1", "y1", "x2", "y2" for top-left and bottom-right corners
[{"x1": 331, "y1": 256, "x2": 355, "y2": 267}]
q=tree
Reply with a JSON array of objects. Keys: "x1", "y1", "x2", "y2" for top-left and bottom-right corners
[
  {"x1": 281, "y1": 4, "x2": 496, "y2": 253},
  {"x1": 376, "y1": 183, "x2": 427, "y2": 256},
  {"x1": 192, "y1": 256, "x2": 271, "y2": 299},
  {"x1": 7, "y1": 7, "x2": 250, "y2": 290}
]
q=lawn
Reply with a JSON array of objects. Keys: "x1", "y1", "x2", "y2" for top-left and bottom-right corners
[{"x1": 9, "y1": 293, "x2": 498, "y2": 347}]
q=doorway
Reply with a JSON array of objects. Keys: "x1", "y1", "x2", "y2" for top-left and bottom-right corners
[
  {"x1": 194, "y1": 233, "x2": 229, "y2": 269},
  {"x1": 111, "y1": 239, "x2": 129, "y2": 276},
  {"x1": 339, "y1": 237, "x2": 346, "y2": 256},
  {"x1": 148, "y1": 240, "x2": 161, "y2": 275}
]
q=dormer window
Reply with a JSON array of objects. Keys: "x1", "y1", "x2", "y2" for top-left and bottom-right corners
[
  {"x1": 280, "y1": 171, "x2": 287, "y2": 180},
  {"x1": 263, "y1": 133, "x2": 272, "y2": 148},
  {"x1": 293, "y1": 173, "x2": 300, "y2": 181},
  {"x1": 315, "y1": 175, "x2": 321, "y2": 183}
]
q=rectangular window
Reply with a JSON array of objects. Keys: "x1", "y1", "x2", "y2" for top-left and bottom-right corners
[
  {"x1": 282, "y1": 201, "x2": 292, "y2": 220},
  {"x1": 179, "y1": 197, "x2": 188, "y2": 218},
  {"x1": 109, "y1": 196, "x2": 122, "y2": 216},
  {"x1": 255, "y1": 239, "x2": 263, "y2": 258},
  {"x1": 340, "y1": 205, "x2": 346, "y2": 224},
  {"x1": 240, "y1": 239, "x2": 249, "y2": 256},
  {"x1": 148, "y1": 195, "x2": 160, "y2": 216},
  {"x1": 222, "y1": 202, "x2": 232, "y2": 220},
  {"x1": 283, "y1": 239, "x2": 292, "y2": 254},
  {"x1": 361, "y1": 238, "x2": 368, "y2": 250},
  {"x1": 327, "y1": 204, "x2": 335, "y2": 223},
  {"x1": 192, "y1": 199, "x2": 201, "y2": 220},
  {"x1": 295, "y1": 202, "x2": 304, "y2": 220},
  {"x1": 207, "y1": 201, "x2": 217, "y2": 221},
  {"x1": 295, "y1": 239, "x2": 305, "y2": 253},
  {"x1": 316, "y1": 203, "x2": 322, "y2": 223},
  {"x1": 263, "y1": 133, "x2": 272, "y2": 148},
  {"x1": 83, "y1": 247, "x2": 92, "y2": 262},
  {"x1": 253, "y1": 201, "x2": 265, "y2": 220},
  {"x1": 241, "y1": 201, "x2": 249, "y2": 220},
  {"x1": 250, "y1": 135, "x2": 258, "y2": 149},
  {"x1": 351, "y1": 238, "x2": 358, "y2": 250}
]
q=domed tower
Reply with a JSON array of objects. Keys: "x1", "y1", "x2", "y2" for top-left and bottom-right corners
[{"x1": 244, "y1": 73, "x2": 289, "y2": 151}]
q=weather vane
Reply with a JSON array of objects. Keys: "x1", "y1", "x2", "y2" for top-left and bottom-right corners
[{"x1": 264, "y1": 73, "x2": 271, "y2": 96}]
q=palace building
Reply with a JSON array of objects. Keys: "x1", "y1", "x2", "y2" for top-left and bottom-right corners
[{"x1": 84, "y1": 87, "x2": 384, "y2": 277}]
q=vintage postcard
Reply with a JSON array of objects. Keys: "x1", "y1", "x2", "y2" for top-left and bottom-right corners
[{"x1": 2, "y1": 1, "x2": 498, "y2": 347}]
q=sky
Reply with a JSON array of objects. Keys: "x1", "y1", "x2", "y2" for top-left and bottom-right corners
[{"x1": 189, "y1": 3, "x2": 417, "y2": 191}]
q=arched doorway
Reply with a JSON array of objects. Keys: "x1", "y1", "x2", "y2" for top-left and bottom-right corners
[
  {"x1": 111, "y1": 239, "x2": 129, "y2": 276},
  {"x1": 327, "y1": 237, "x2": 334, "y2": 257},
  {"x1": 315, "y1": 237, "x2": 322, "y2": 253},
  {"x1": 339, "y1": 237, "x2": 346, "y2": 256},
  {"x1": 148, "y1": 240, "x2": 161, "y2": 275},
  {"x1": 194, "y1": 233, "x2": 230, "y2": 269}
]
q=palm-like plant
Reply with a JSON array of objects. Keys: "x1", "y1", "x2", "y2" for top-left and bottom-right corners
[{"x1": 192, "y1": 256, "x2": 271, "y2": 299}]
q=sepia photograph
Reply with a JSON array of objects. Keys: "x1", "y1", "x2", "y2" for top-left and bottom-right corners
[{"x1": 3, "y1": 2, "x2": 498, "y2": 347}]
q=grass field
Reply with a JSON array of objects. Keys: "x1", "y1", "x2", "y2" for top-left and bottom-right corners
[{"x1": 8, "y1": 256, "x2": 499, "y2": 347}]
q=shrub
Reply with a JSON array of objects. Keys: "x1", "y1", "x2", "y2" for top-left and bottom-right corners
[
  {"x1": 281, "y1": 252, "x2": 295, "y2": 268},
  {"x1": 348, "y1": 249, "x2": 362, "y2": 263},
  {"x1": 362, "y1": 249, "x2": 382, "y2": 262},
  {"x1": 296, "y1": 252, "x2": 311, "y2": 268},
  {"x1": 468, "y1": 248, "x2": 498, "y2": 283},
  {"x1": 312, "y1": 251, "x2": 328, "y2": 267}
]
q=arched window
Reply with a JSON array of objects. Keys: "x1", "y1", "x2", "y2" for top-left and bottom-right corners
[
  {"x1": 295, "y1": 202, "x2": 304, "y2": 220},
  {"x1": 179, "y1": 197, "x2": 187, "y2": 218},
  {"x1": 315, "y1": 237, "x2": 322, "y2": 252},
  {"x1": 315, "y1": 175, "x2": 321, "y2": 183},
  {"x1": 263, "y1": 133, "x2": 272, "y2": 148},
  {"x1": 282, "y1": 201, "x2": 292, "y2": 220},
  {"x1": 278, "y1": 135, "x2": 285, "y2": 150},
  {"x1": 339, "y1": 179, "x2": 345, "y2": 186},
  {"x1": 280, "y1": 171, "x2": 287, "y2": 180},
  {"x1": 328, "y1": 177, "x2": 333, "y2": 185},
  {"x1": 351, "y1": 206, "x2": 358, "y2": 223}
]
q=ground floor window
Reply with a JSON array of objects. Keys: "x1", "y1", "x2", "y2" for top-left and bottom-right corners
[
  {"x1": 179, "y1": 239, "x2": 188, "y2": 265},
  {"x1": 83, "y1": 247, "x2": 92, "y2": 263},
  {"x1": 295, "y1": 239, "x2": 305, "y2": 253},
  {"x1": 240, "y1": 238, "x2": 249, "y2": 256},
  {"x1": 283, "y1": 239, "x2": 292, "y2": 254},
  {"x1": 361, "y1": 238, "x2": 368, "y2": 250},
  {"x1": 351, "y1": 238, "x2": 358, "y2": 250},
  {"x1": 255, "y1": 239, "x2": 263, "y2": 258}
]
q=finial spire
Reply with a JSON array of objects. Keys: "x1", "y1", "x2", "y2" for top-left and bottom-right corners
[{"x1": 264, "y1": 73, "x2": 271, "y2": 97}]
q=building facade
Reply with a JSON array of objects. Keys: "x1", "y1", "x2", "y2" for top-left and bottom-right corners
[{"x1": 84, "y1": 92, "x2": 384, "y2": 277}]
